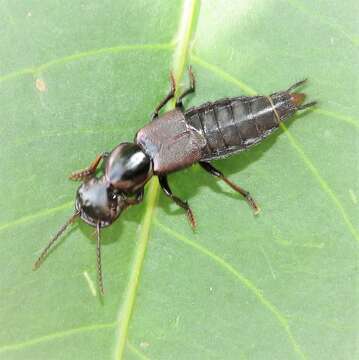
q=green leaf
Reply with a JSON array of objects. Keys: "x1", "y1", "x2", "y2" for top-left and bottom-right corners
[{"x1": 1, "y1": 1, "x2": 358, "y2": 359}]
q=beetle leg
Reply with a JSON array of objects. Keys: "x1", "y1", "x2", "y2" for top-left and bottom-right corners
[
  {"x1": 151, "y1": 72, "x2": 176, "y2": 121},
  {"x1": 158, "y1": 175, "x2": 196, "y2": 229},
  {"x1": 176, "y1": 66, "x2": 196, "y2": 109},
  {"x1": 125, "y1": 188, "x2": 144, "y2": 206},
  {"x1": 69, "y1": 152, "x2": 109, "y2": 180},
  {"x1": 199, "y1": 161, "x2": 261, "y2": 215}
]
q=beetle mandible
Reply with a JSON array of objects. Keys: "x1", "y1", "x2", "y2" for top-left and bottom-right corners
[{"x1": 33, "y1": 68, "x2": 316, "y2": 294}]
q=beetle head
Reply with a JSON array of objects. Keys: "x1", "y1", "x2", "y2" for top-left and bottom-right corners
[
  {"x1": 75, "y1": 176, "x2": 126, "y2": 228},
  {"x1": 33, "y1": 175, "x2": 130, "y2": 295}
]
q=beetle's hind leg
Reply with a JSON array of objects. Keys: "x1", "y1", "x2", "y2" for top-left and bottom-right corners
[
  {"x1": 69, "y1": 152, "x2": 109, "y2": 180},
  {"x1": 151, "y1": 72, "x2": 176, "y2": 121},
  {"x1": 199, "y1": 162, "x2": 261, "y2": 215},
  {"x1": 176, "y1": 66, "x2": 196, "y2": 109},
  {"x1": 158, "y1": 175, "x2": 196, "y2": 229}
]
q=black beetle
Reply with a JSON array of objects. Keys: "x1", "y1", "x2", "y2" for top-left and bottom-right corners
[{"x1": 33, "y1": 68, "x2": 315, "y2": 294}]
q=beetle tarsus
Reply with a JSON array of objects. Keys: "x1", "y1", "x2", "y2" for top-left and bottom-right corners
[
  {"x1": 176, "y1": 66, "x2": 196, "y2": 108},
  {"x1": 199, "y1": 161, "x2": 260, "y2": 215},
  {"x1": 158, "y1": 175, "x2": 196, "y2": 229},
  {"x1": 244, "y1": 192, "x2": 261, "y2": 215},
  {"x1": 186, "y1": 206, "x2": 197, "y2": 230},
  {"x1": 69, "y1": 153, "x2": 108, "y2": 181},
  {"x1": 151, "y1": 71, "x2": 176, "y2": 120}
]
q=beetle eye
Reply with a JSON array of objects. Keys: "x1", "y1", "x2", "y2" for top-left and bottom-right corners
[{"x1": 105, "y1": 143, "x2": 152, "y2": 193}]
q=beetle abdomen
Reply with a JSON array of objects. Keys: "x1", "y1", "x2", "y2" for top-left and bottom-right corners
[{"x1": 185, "y1": 91, "x2": 298, "y2": 160}]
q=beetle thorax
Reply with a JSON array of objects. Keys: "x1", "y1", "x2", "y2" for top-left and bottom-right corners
[{"x1": 105, "y1": 142, "x2": 153, "y2": 193}]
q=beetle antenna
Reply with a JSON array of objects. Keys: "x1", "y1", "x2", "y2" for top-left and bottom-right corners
[
  {"x1": 33, "y1": 211, "x2": 80, "y2": 271},
  {"x1": 96, "y1": 222, "x2": 104, "y2": 295}
]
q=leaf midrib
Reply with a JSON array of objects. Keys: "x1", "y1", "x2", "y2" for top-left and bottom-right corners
[{"x1": 113, "y1": 1, "x2": 199, "y2": 359}]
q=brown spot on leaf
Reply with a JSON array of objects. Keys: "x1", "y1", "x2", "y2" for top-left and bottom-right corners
[{"x1": 35, "y1": 78, "x2": 47, "y2": 92}]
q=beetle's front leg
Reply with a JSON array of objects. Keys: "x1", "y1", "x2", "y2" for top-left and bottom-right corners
[
  {"x1": 158, "y1": 175, "x2": 196, "y2": 229},
  {"x1": 151, "y1": 72, "x2": 176, "y2": 121},
  {"x1": 69, "y1": 152, "x2": 109, "y2": 180}
]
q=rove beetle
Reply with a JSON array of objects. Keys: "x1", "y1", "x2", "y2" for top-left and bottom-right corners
[{"x1": 33, "y1": 68, "x2": 316, "y2": 294}]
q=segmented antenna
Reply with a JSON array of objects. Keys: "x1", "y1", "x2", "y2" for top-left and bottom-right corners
[
  {"x1": 33, "y1": 211, "x2": 80, "y2": 270},
  {"x1": 96, "y1": 222, "x2": 104, "y2": 295}
]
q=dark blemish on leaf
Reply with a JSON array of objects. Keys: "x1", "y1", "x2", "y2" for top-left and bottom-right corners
[{"x1": 35, "y1": 78, "x2": 47, "y2": 92}]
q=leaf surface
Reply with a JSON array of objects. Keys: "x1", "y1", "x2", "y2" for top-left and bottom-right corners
[{"x1": 1, "y1": 1, "x2": 358, "y2": 359}]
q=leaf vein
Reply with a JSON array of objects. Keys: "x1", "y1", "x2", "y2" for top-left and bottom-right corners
[
  {"x1": 0, "y1": 43, "x2": 173, "y2": 85},
  {"x1": 315, "y1": 108, "x2": 359, "y2": 130},
  {"x1": 155, "y1": 220, "x2": 307, "y2": 360},
  {"x1": 191, "y1": 54, "x2": 359, "y2": 245},
  {"x1": 0, "y1": 201, "x2": 73, "y2": 233},
  {"x1": 0, "y1": 322, "x2": 117, "y2": 354}
]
